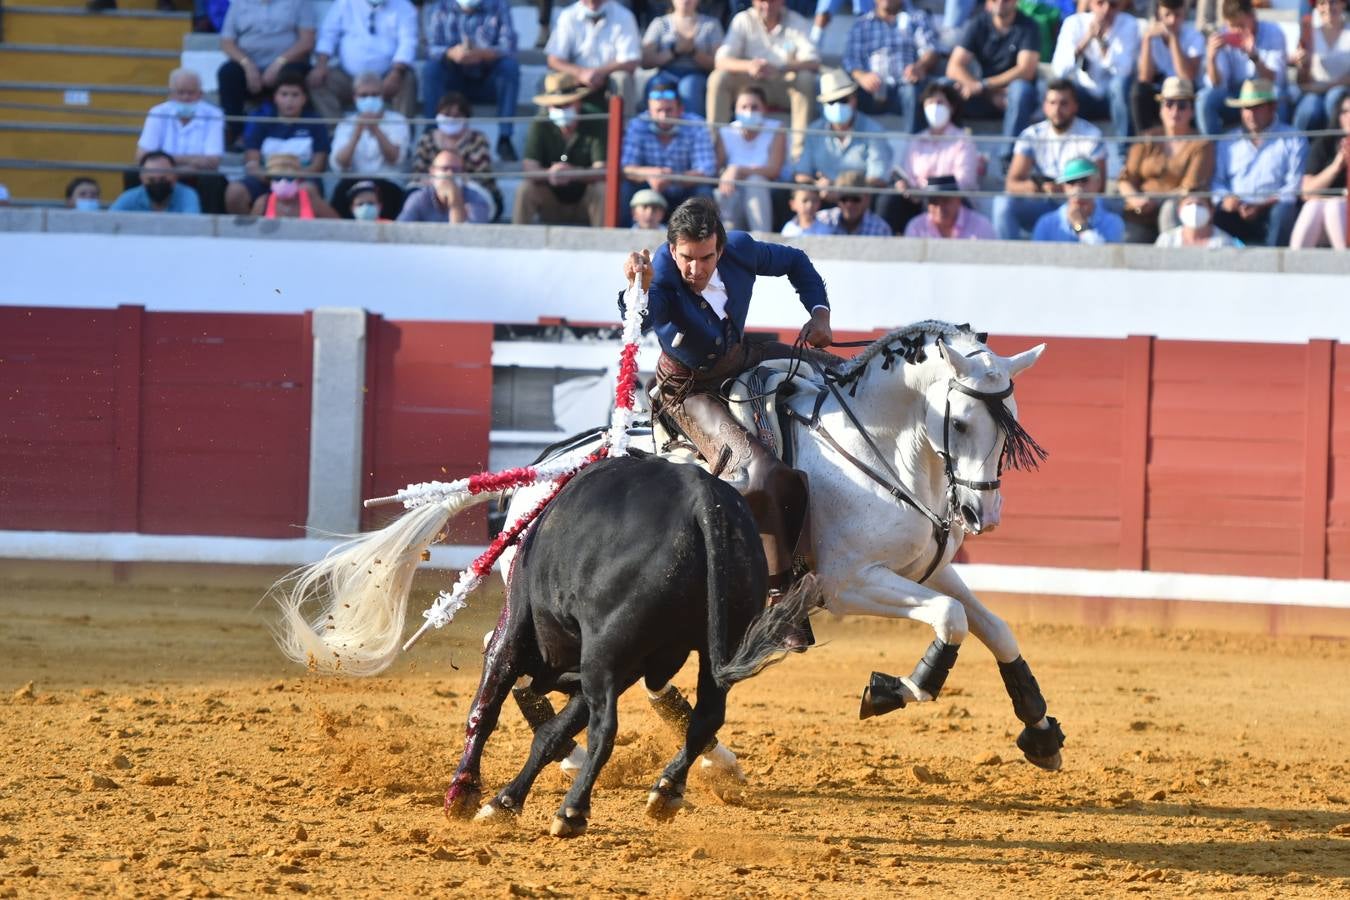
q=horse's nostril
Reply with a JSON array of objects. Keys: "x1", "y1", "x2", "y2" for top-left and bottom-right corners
[{"x1": 960, "y1": 505, "x2": 981, "y2": 532}]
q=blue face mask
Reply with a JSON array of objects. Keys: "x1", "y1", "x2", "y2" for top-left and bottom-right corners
[
  {"x1": 458, "y1": 0, "x2": 482, "y2": 8},
  {"x1": 735, "y1": 110, "x2": 765, "y2": 129},
  {"x1": 174, "y1": 101, "x2": 198, "y2": 119},
  {"x1": 822, "y1": 101, "x2": 854, "y2": 126},
  {"x1": 352, "y1": 202, "x2": 379, "y2": 221},
  {"x1": 355, "y1": 96, "x2": 384, "y2": 115},
  {"x1": 74, "y1": 197, "x2": 101, "y2": 212}
]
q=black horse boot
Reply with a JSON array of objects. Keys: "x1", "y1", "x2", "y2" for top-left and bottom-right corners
[{"x1": 860, "y1": 640, "x2": 961, "y2": 719}]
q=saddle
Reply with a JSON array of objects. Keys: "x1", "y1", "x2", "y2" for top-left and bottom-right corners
[{"x1": 653, "y1": 359, "x2": 828, "y2": 480}]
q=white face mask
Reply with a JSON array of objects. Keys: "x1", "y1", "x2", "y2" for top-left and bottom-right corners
[
  {"x1": 923, "y1": 102, "x2": 951, "y2": 129},
  {"x1": 436, "y1": 114, "x2": 467, "y2": 135},
  {"x1": 547, "y1": 106, "x2": 577, "y2": 128},
  {"x1": 355, "y1": 96, "x2": 384, "y2": 115},
  {"x1": 74, "y1": 197, "x2": 101, "y2": 212},
  {"x1": 1178, "y1": 202, "x2": 1211, "y2": 230}
]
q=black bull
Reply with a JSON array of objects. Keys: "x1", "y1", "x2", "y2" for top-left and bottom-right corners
[{"x1": 444, "y1": 454, "x2": 816, "y2": 837}]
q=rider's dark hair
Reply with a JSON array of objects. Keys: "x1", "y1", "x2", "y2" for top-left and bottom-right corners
[{"x1": 666, "y1": 196, "x2": 726, "y2": 251}]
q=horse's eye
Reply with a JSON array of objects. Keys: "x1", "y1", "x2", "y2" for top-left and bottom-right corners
[{"x1": 952, "y1": 420, "x2": 968, "y2": 435}]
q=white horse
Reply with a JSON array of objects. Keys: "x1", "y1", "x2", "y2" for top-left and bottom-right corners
[{"x1": 274, "y1": 321, "x2": 1063, "y2": 790}]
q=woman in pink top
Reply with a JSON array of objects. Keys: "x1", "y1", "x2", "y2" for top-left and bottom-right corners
[
  {"x1": 878, "y1": 83, "x2": 980, "y2": 234},
  {"x1": 902, "y1": 174, "x2": 995, "y2": 240}
]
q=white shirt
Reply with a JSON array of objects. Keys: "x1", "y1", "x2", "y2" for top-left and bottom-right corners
[
  {"x1": 137, "y1": 100, "x2": 225, "y2": 158},
  {"x1": 545, "y1": 1, "x2": 640, "y2": 69},
  {"x1": 316, "y1": 0, "x2": 418, "y2": 75},
  {"x1": 717, "y1": 8, "x2": 819, "y2": 67},
  {"x1": 1052, "y1": 12, "x2": 1140, "y2": 97},
  {"x1": 330, "y1": 110, "x2": 410, "y2": 173},
  {"x1": 1013, "y1": 118, "x2": 1105, "y2": 179},
  {"x1": 701, "y1": 270, "x2": 729, "y2": 320},
  {"x1": 1144, "y1": 22, "x2": 1203, "y2": 80}
]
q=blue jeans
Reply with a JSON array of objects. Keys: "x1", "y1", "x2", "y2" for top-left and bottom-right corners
[
  {"x1": 813, "y1": 0, "x2": 866, "y2": 15},
  {"x1": 992, "y1": 195, "x2": 1059, "y2": 240},
  {"x1": 943, "y1": 0, "x2": 977, "y2": 31},
  {"x1": 657, "y1": 68, "x2": 709, "y2": 118},
  {"x1": 420, "y1": 55, "x2": 520, "y2": 139},
  {"x1": 1074, "y1": 75, "x2": 1133, "y2": 172},
  {"x1": 1294, "y1": 86, "x2": 1349, "y2": 134},
  {"x1": 857, "y1": 78, "x2": 927, "y2": 134},
  {"x1": 1214, "y1": 199, "x2": 1298, "y2": 247},
  {"x1": 962, "y1": 79, "x2": 1038, "y2": 161}
]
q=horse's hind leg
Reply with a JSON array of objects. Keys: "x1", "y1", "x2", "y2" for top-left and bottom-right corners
[
  {"x1": 550, "y1": 667, "x2": 620, "y2": 838},
  {"x1": 477, "y1": 691, "x2": 589, "y2": 824},
  {"x1": 646, "y1": 662, "x2": 727, "y2": 821},
  {"x1": 926, "y1": 566, "x2": 1065, "y2": 771}
]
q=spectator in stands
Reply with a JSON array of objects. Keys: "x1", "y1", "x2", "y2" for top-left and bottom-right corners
[
  {"x1": 135, "y1": 68, "x2": 226, "y2": 214},
  {"x1": 882, "y1": 81, "x2": 978, "y2": 234},
  {"x1": 715, "y1": 85, "x2": 786, "y2": 232},
  {"x1": 631, "y1": 187, "x2": 670, "y2": 229},
  {"x1": 1132, "y1": 0, "x2": 1203, "y2": 132},
  {"x1": 994, "y1": 79, "x2": 1106, "y2": 239},
  {"x1": 642, "y1": 0, "x2": 725, "y2": 117},
  {"x1": 309, "y1": 0, "x2": 419, "y2": 121},
  {"x1": 399, "y1": 148, "x2": 495, "y2": 223},
  {"x1": 814, "y1": 169, "x2": 893, "y2": 234},
  {"x1": 65, "y1": 177, "x2": 102, "y2": 211},
  {"x1": 409, "y1": 94, "x2": 501, "y2": 219},
  {"x1": 1211, "y1": 78, "x2": 1306, "y2": 246},
  {"x1": 330, "y1": 71, "x2": 411, "y2": 210},
  {"x1": 1292, "y1": 0, "x2": 1350, "y2": 135},
  {"x1": 945, "y1": 0, "x2": 1040, "y2": 164},
  {"x1": 843, "y1": 0, "x2": 941, "y2": 133},
  {"x1": 1155, "y1": 192, "x2": 1243, "y2": 247},
  {"x1": 781, "y1": 184, "x2": 833, "y2": 235},
  {"x1": 111, "y1": 151, "x2": 202, "y2": 214},
  {"x1": 794, "y1": 70, "x2": 893, "y2": 195},
  {"x1": 621, "y1": 76, "x2": 717, "y2": 215},
  {"x1": 226, "y1": 70, "x2": 331, "y2": 215},
  {"x1": 346, "y1": 180, "x2": 389, "y2": 221},
  {"x1": 545, "y1": 0, "x2": 642, "y2": 123},
  {"x1": 1290, "y1": 92, "x2": 1350, "y2": 249},
  {"x1": 1032, "y1": 156, "x2": 1125, "y2": 242},
  {"x1": 1197, "y1": 0, "x2": 1289, "y2": 136},
  {"x1": 1051, "y1": 0, "x2": 1139, "y2": 172},
  {"x1": 513, "y1": 74, "x2": 607, "y2": 226},
  {"x1": 1117, "y1": 77, "x2": 1214, "y2": 243},
  {"x1": 902, "y1": 173, "x2": 995, "y2": 238},
  {"x1": 218, "y1": 0, "x2": 316, "y2": 149},
  {"x1": 423, "y1": 0, "x2": 521, "y2": 162},
  {"x1": 708, "y1": 0, "x2": 821, "y2": 157},
  {"x1": 252, "y1": 152, "x2": 339, "y2": 218}
]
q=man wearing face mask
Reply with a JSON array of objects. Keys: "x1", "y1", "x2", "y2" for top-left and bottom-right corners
[
  {"x1": 398, "y1": 148, "x2": 494, "y2": 223},
  {"x1": 1030, "y1": 156, "x2": 1124, "y2": 243},
  {"x1": 134, "y1": 69, "x2": 226, "y2": 213},
  {"x1": 1155, "y1": 193, "x2": 1242, "y2": 247},
  {"x1": 620, "y1": 77, "x2": 717, "y2": 222},
  {"x1": 330, "y1": 70, "x2": 410, "y2": 214},
  {"x1": 65, "y1": 177, "x2": 103, "y2": 212},
  {"x1": 843, "y1": 0, "x2": 941, "y2": 134},
  {"x1": 110, "y1": 152, "x2": 202, "y2": 214},
  {"x1": 423, "y1": 0, "x2": 521, "y2": 162},
  {"x1": 309, "y1": 0, "x2": 420, "y2": 121},
  {"x1": 514, "y1": 72, "x2": 607, "y2": 226},
  {"x1": 794, "y1": 70, "x2": 892, "y2": 196}
]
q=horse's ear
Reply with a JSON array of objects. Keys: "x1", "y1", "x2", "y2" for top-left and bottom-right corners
[
  {"x1": 1005, "y1": 344, "x2": 1046, "y2": 378},
  {"x1": 936, "y1": 337, "x2": 977, "y2": 380}
]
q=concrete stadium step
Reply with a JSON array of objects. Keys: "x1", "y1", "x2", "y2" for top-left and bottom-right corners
[
  {"x1": 0, "y1": 81, "x2": 161, "y2": 125},
  {"x1": 2, "y1": 6, "x2": 188, "y2": 51},
  {"x1": 0, "y1": 158, "x2": 128, "y2": 205},
  {"x1": 0, "y1": 43, "x2": 179, "y2": 87},
  {"x1": 0, "y1": 122, "x2": 139, "y2": 166}
]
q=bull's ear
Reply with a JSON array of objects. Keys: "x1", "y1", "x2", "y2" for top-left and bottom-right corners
[
  {"x1": 936, "y1": 337, "x2": 977, "y2": 380},
  {"x1": 1006, "y1": 344, "x2": 1046, "y2": 378}
]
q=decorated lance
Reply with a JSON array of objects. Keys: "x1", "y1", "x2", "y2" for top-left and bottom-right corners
[{"x1": 397, "y1": 274, "x2": 650, "y2": 652}]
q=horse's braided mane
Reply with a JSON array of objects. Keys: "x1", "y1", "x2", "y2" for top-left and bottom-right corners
[{"x1": 833, "y1": 320, "x2": 984, "y2": 386}]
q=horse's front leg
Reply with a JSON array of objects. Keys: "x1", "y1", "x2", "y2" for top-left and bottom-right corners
[{"x1": 924, "y1": 565, "x2": 1066, "y2": 771}]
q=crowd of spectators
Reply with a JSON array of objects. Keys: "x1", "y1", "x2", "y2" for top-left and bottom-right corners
[{"x1": 55, "y1": 0, "x2": 1349, "y2": 251}]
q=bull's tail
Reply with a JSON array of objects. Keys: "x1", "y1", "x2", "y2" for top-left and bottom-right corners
[
  {"x1": 270, "y1": 492, "x2": 493, "y2": 677},
  {"x1": 714, "y1": 574, "x2": 818, "y2": 688}
]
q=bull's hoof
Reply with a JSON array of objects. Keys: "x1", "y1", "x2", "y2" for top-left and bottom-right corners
[
  {"x1": 473, "y1": 796, "x2": 521, "y2": 826},
  {"x1": 1017, "y1": 717, "x2": 1065, "y2": 772},
  {"x1": 549, "y1": 808, "x2": 589, "y2": 838},
  {"x1": 444, "y1": 780, "x2": 482, "y2": 820},
  {"x1": 645, "y1": 778, "x2": 685, "y2": 822}
]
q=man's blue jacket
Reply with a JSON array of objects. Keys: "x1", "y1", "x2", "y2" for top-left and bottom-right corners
[{"x1": 647, "y1": 230, "x2": 828, "y2": 372}]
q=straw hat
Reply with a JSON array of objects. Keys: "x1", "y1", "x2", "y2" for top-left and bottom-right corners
[
  {"x1": 264, "y1": 153, "x2": 301, "y2": 177},
  {"x1": 532, "y1": 72, "x2": 591, "y2": 107},
  {"x1": 1155, "y1": 76, "x2": 1195, "y2": 103},
  {"x1": 1054, "y1": 157, "x2": 1099, "y2": 185},
  {"x1": 817, "y1": 69, "x2": 858, "y2": 104},
  {"x1": 1224, "y1": 78, "x2": 1278, "y2": 108}
]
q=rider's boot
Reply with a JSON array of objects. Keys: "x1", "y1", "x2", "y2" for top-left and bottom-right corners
[
  {"x1": 764, "y1": 469, "x2": 816, "y2": 653},
  {"x1": 860, "y1": 640, "x2": 961, "y2": 720}
]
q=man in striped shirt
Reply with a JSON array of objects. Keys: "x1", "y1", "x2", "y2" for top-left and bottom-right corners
[{"x1": 620, "y1": 76, "x2": 718, "y2": 223}]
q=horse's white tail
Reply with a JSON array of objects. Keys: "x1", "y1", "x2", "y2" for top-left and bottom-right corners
[{"x1": 271, "y1": 493, "x2": 492, "y2": 677}]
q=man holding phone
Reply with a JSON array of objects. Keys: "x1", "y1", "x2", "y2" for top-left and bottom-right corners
[{"x1": 1196, "y1": 0, "x2": 1289, "y2": 135}]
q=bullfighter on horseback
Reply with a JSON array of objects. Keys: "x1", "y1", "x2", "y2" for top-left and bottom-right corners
[{"x1": 623, "y1": 196, "x2": 835, "y2": 649}]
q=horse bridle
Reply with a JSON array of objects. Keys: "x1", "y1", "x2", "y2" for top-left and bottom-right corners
[{"x1": 788, "y1": 372, "x2": 1014, "y2": 585}]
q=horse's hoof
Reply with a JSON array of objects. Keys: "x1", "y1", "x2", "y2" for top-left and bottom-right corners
[
  {"x1": 444, "y1": 782, "x2": 482, "y2": 820},
  {"x1": 1024, "y1": 751, "x2": 1063, "y2": 772},
  {"x1": 473, "y1": 797, "x2": 520, "y2": 825},
  {"x1": 1016, "y1": 717, "x2": 1066, "y2": 772},
  {"x1": 549, "y1": 810, "x2": 588, "y2": 838},
  {"x1": 645, "y1": 778, "x2": 685, "y2": 822},
  {"x1": 859, "y1": 672, "x2": 910, "y2": 720}
]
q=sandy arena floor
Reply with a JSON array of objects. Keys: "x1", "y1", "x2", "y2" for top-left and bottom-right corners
[{"x1": 1, "y1": 572, "x2": 1348, "y2": 898}]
